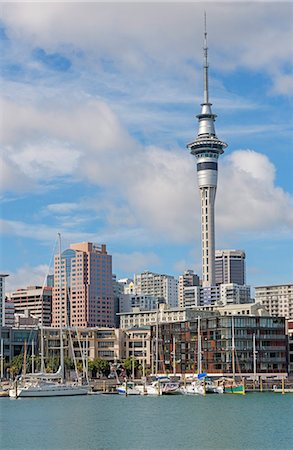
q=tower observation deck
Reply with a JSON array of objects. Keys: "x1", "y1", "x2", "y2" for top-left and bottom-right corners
[{"x1": 187, "y1": 17, "x2": 227, "y2": 287}]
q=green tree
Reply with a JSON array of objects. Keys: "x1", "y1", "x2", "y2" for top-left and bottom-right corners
[
  {"x1": 122, "y1": 357, "x2": 139, "y2": 377},
  {"x1": 46, "y1": 356, "x2": 59, "y2": 373},
  {"x1": 9, "y1": 354, "x2": 24, "y2": 377}
]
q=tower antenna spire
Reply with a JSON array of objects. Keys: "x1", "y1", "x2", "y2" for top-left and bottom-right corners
[{"x1": 203, "y1": 11, "x2": 209, "y2": 104}]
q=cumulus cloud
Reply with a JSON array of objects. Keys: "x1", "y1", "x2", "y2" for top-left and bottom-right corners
[
  {"x1": 5, "y1": 264, "x2": 50, "y2": 293},
  {"x1": 113, "y1": 251, "x2": 161, "y2": 276},
  {"x1": 217, "y1": 150, "x2": 293, "y2": 233},
  {"x1": 2, "y1": 3, "x2": 292, "y2": 94}
]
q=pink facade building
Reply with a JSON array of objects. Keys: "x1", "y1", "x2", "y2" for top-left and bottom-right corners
[{"x1": 52, "y1": 242, "x2": 115, "y2": 328}]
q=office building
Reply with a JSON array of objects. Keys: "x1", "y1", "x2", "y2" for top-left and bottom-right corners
[
  {"x1": 255, "y1": 284, "x2": 293, "y2": 319},
  {"x1": 52, "y1": 242, "x2": 115, "y2": 328},
  {"x1": 215, "y1": 250, "x2": 246, "y2": 285},
  {"x1": 8, "y1": 285, "x2": 52, "y2": 326}
]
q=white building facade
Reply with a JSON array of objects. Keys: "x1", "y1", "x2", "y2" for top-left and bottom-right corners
[
  {"x1": 255, "y1": 284, "x2": 293, "y2": 319},
  {"x1": 134, "y1": 271, "x2": 178, "y2": 307}
]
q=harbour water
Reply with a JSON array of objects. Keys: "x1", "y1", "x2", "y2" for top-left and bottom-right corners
[{"x1": 1, "y1": 393, "x2": 292, "y2": 450}]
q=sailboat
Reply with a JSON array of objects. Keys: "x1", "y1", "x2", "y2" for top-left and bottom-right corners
[
  {"x1": 9, "y1": 234, "x2": 89, "y2": 398},
  {"x1": 222, "y1": 316, "x2": 245, "y2": 395}
]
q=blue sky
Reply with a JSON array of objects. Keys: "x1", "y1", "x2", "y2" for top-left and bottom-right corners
[{"x1": 1, "y1": 2, "x2": 293, "y2": 292}]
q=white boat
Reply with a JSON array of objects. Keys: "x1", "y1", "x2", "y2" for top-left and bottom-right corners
[
  {"x1": 204, "y1": 378, "x2": 224, "y2": 394},
  {"x1": 9, "y1": 378, "x2": 88, "y2": 398},
  {"x1": 116, "y1": 381, "x2": 141, "y2": 395},
  {"x1": 181, "y1": 380, "x2": 205, "y2": 395},
  {"x1": 138, "y1": 381, "x2": 163, "y2": 396}
]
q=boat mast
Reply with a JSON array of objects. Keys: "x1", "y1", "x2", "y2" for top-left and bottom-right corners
[
  {"x1": 0, "y1": 339, "x2": 3, "y2": 379},
  {"x1": 231, "y1": 316, "x2": 236, "y2": 381},
  {"x1": 23, "y1": 340, "x2": 27, "y2": 380},
  {"x1": 40, "y1": 290, "x2": 45, "y2": 373},
  {"x1": 253, "y1": 332, "x2": 257, "y2": 382},
  {"x1": 197, "y1": 316, "x2": 202, "y2": 374},
  {"x1": 172, "y1": 335, "x2": 176, "y2": 376},
  {"x1": 58, "y1": 233, "x2": 65, "y2": 383},
  {"x1": 31, "y1": 339, "x2": 35, "y2": 374},
  {"x1": 155, "y1": 302, "x2": 159, "y2": 376}
]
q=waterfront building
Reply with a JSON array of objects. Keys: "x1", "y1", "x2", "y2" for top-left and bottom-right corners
[
  {"x1": 134, "y1": 271, "x2": 178, "y2": 307},
  {"x1": 215, "y1": 250, "x2": 246, "y2": 285},
  {"x1": 187, "y1": 25, "x2": 227, "y2": 287},
  {"x1": 0, "y1": 274, "x2": 9, "y2": 326},
  {"x1": 124, "y1": 327, "x2": 151, "y2": 374},
  {"x1": 52, "y1": 242, "x2": 115, "y2": 328},
  {"x1": 8, "y1": 285, "x2": 52, "y2": 326},
  {"x1": 118, "y1": 301, "x2": 267, "y2": 330},
  {"x1": 152, "y1": 315, "x2": 287, "y2": 378},
  {"x1": 255, "y1": 284, "x2": 293, "y2": 319},
  {"x1": 178, "y1": 270, "x2": 200, "y2": 307},
  {"x1": 287, "y1": 319, "x2": 293, "y2": 375}
]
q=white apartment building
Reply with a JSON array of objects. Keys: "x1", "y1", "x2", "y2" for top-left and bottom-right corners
[
  {"x1": 119, "y1": 294, "x2": 159, "y2": 313},
  {"x1": 180, "y1": 283, "x2": 251, "y2": 309},
  {"x1": 255, "y1": 284, "x2": 293, "y2": 319},
  {"x1": 183, "y1": 286, "x2": 201, "y2": 308},
  {"x1": 219, "y1": 284, "x2": 251, "y2": 305},
  {"x1": 134, "y1": 271, "x2": 178, "y2": 307},
  {"x1": 178, "y1": 270, "x2": 200, "y2": 307},
  {"x1": 117, "y1": 278, "x2": 136, "y2": 295}
]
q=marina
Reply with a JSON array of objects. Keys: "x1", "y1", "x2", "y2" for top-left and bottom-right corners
[{"x1": 1, "y1": 392, "x2": 292, "y2": 449}]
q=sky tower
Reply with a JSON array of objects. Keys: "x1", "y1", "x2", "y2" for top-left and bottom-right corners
[{"x1": 187, "y1": 17, "x2": 227, "y2": 287}]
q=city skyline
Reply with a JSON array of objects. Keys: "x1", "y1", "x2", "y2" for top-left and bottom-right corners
[{"x1": 1, "y1": 3, "x2": 293, "y2": 291}]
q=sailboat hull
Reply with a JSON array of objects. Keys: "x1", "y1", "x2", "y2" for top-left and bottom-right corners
[
  {"x1": 9, "y1": 383, "x2": 89, "y2": 398},
  {"x1": 224, "y1": 384, "x2": 245, "y2": 395}
]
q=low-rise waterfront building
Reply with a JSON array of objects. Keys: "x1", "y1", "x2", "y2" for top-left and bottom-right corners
[
  {"x1": 287, "y1": 319, "x2": 293, "y2": 375},
  {"x1": 124, "y1": 327, "x2": 151, "y2": 374},
  {"x1": 152, "y1": 315, "x2": 287, "y2": 378}
]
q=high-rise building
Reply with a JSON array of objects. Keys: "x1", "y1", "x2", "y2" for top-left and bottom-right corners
[
  {"x1": 8, "y1": 285, "x2": 52, "y2": 326},
  {"x1": 187, "y1": 22, "x2": 227, "y2": 287},
  {"x1": 255, "y1": 284, "x2": 293, "y2": 319},
  {"x1": 0, "y1": 274, "x2": 9, "y2": 326},
  {"x1": 215, "y1": 250, "x2": 246, "y2": 285},
  {"x1": 52, "y1": 242, "x2": 115, "y2": 328},
  {"x1": 134, "y1": 271, "x2": 178, "y2": 307},
  {"x1": 178, "y1": 270, "x2": 200, "y2": 307}
]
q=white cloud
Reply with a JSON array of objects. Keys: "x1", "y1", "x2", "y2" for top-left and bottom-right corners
[
  {"x1": 113, "y1": 251, "x2": 161, "y2": 276},
  {"x1": 5, "y1": 264, "x2": 50, "y2": 293},
  {"x1": 217, "y1": 150, "x2": 293, "y2": 234},
  {"x1": 2, "y1": 3, "x2": 292, "y2": 94}
]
